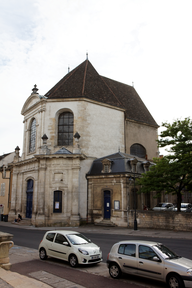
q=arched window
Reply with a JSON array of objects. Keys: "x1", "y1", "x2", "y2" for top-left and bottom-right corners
[
  {"x1": 58, "y1": 112, "x2": 73, "y2": 146},
  {"x1": 29, "y1": 118, "x2": 36, "y2": 153},
  {"x1": 130, "y1": 143, "x2": 146, "y2": 158}
]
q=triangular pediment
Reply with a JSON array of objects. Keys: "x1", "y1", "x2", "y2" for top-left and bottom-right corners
[{"x1": 54, "y1": 147, "x2": 73, "y2": 155}]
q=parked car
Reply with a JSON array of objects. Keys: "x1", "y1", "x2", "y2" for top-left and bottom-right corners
[
  {"x1": 170, "y1": 203, "x2": 192, "y2": 212},
  {"x1": 185, "y1": 207, "x2": 192, "y2": 213},
  {"x1": 107, "y1": 240, "x2": 192, "y2": 288},
  {"x1": 152, "y1": 202, "x2": 174, "y2": 211},
  {"x1": 39, "y1": 230, "x2": 102, "y2": 267}
]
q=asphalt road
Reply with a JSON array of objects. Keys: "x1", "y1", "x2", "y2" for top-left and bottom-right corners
[{"x1": 0, "y1": 224, "x2": 192, "y2": 262}]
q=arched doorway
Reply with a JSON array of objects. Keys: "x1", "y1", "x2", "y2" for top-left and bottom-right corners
[
  {"x1": 104, "y1": 190, "x2": 111, "y2": 219},
  {"x1": 26, "y1": 179, "x2": 33, "y2": 218}
]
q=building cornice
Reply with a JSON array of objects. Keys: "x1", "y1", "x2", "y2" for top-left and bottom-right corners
[{"x1": 48, "y1": 97, "x2": 125, "y2": 113}]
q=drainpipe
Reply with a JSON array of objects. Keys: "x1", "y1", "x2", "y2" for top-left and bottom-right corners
[{"x1": 86, "y1": 177, "x2": 89, "y2": 223}]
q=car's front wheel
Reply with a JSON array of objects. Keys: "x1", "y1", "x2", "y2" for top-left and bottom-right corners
[
  {"x1": 109, "y1": 263, "x2": 121, "y2": 279},
  {"x1": 69, "y1": 254, "x2": 78, "y2": 267},
  {"x1": 39, "y1": 248, "x2": 47, "y2": 260},
  {"x1": 167, "y1": 273, "x2": 185, "y2": 288}
]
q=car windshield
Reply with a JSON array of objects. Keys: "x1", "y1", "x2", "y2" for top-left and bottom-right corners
[
  {"x1": 154, "y1": 244, "x2": 180, "y2": 260},
  {"x1": 66, "y1": 233, "x2": 92, "y2": 245},
  {"x1": 156, "y1": 203, "x2": 166, "y2": 207}
]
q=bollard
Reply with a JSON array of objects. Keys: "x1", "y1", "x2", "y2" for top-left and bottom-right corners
[{"x1": 0, "y1": 232, "x2": 14, "y2": 270}]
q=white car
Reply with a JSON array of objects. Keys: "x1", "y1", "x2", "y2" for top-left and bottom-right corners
[
  {"x1": 170, "y1": 203, "x2": 192, "y2": 212},
  {"x1": 107, "y1": 240, "x2": 192, "y2": 288},
  {"x1": 152, "y1": 202, "x2": 174, "y2": 211},
  {"x1": 39, "y1": 230, "x2": 102, "y2": 267}
]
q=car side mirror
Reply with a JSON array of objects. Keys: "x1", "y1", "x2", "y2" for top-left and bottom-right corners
[
  {"x1": 153, "y1": 256, "x2": 161, "y2": 262},
  {"x1": 63, "y1": 241, "x2": 69, "y2": 246}
]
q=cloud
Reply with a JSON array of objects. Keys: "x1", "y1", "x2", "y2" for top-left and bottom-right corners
[{"x1": 0, "y1": 0, "x2": 192, "y2": 155}]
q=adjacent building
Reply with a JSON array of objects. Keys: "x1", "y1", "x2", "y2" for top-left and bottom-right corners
[{"x1": 0, "y1": 152, "x2": 15, "y2": 221}]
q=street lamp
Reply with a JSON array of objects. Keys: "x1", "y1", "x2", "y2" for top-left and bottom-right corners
[
  {"x1": 129, "y1": 158, "x2": 138, "y2": 230},
  {"x1": 133, "y1": 173, "x2": 137, "y2": 230}
]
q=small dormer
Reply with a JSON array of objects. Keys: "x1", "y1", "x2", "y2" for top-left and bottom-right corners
[
  {"x1": 142, "y1": 161, "x2": 151, "y2": 172},
  {"x1": 101, "y1": 158, "x2": 112, "y2": 173},
  {"x1": 129, "y1": 157, "x2": 138, "y2": 173}
]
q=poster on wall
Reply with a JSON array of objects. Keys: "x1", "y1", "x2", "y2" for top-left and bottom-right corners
[
  {"x1": 55, "y1": 202, "x2": 60, "y2": 209},
  {"x1": 114, "y1": 200, "x2": 120, "y2": 210}
]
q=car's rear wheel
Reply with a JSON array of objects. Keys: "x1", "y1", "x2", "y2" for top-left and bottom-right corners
[
  {"x1": 167, "y1": 273, "x2": 185, "y2": 288},
  {"x1": 39, "y1": 248, "x2": 47, "y2": 260},
  {"x1": 69, "y1": 254, "x2": 78, "y2": 267},
  {"x1": 109, "y1": 263, "x2": 121, "y2": 279}
]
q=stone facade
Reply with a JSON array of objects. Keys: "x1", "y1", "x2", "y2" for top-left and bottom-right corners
[{"x1": 125, "y1": 120, "x2": 158, "y2": 160}]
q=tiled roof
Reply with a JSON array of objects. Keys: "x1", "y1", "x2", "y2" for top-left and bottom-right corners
[{"x1": 45, "y1": 60, "x2": 158, "y2": 127}]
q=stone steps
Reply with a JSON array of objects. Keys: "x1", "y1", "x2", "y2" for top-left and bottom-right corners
[
  {"x1": 12, "y1": 218, "x2": 32, "y2": 226},
  {"x1": 95, "y1": 220, "x2": 117, "y2": 227}
]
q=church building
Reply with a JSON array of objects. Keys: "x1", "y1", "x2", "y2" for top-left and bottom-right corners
[{"x1": 9, "y1": 58, "x2": 159, "y2": 227}]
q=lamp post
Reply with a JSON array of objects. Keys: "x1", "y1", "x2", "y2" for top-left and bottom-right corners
[
  {"x1": 129, "y1": 157, "x2": 138, "y2": 231},
  {"x1": 133, "y1": 172, "x2": 137, "y2": 230}
]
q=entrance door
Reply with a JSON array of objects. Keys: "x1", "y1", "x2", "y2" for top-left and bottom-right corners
[
  {"x1": 26, "y1": 179, "x2": 33, "y2": 218},
  {"x1": 104, "y1": 190, "x2": 111, "y2": 219}
]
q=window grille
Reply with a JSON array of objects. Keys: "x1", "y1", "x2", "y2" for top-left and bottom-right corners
[
  {"x1": 58, "y1": 112, "x2": 73, "y2": 146},
  {"x1": 130, "y1": 143, "x2": 146, "y2": 158},
  {"x1": 29, "y1": 119, "x2": 36, "y2": 152}
]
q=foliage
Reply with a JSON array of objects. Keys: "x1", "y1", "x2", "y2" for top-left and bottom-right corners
[{"x1": 137, "y1": 118, "x2": 192, "y2": 211}]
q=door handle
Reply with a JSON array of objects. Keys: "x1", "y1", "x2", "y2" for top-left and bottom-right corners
[
  {"x1": 118, "y1": 257, "x2": 122, "y2": 259},
  {"x1": 139, "y1": 261, "x2": 143, "y2": 264}
]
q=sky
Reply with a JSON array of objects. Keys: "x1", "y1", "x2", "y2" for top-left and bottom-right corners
[{"x1": 0, "y1": 0, "x2": 192, "y2": 156}]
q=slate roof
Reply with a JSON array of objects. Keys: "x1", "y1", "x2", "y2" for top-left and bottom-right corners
[
  {"x1": 45, "y1": 60, "x2": 158, "y2": 127},
  {"x1": 87, "y1": 152, "x2": 154, "y2": 176},
  {"x1": 0, "y1": 153, "x2": 11, "y2": 161}
]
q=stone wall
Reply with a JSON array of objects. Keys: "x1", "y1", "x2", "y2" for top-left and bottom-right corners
[{"x1": 128, "y1": 210, "x2": 192, "y2": 231}]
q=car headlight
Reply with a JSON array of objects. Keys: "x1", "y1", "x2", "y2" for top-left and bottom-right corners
[
  {"x1": 187, "y1": 269, "x2": 192, "y2": 275},
  {"x1": 78, "y1": 248, "x2": 89, "y2": 255}
]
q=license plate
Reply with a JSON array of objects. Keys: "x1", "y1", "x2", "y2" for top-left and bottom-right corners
[{"x1": 91, "y1": 255, "x2": 99, "y2": 260}]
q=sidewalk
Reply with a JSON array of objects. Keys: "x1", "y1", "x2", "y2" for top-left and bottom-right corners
[
  {"x1": 0, "y1": 221, "x2": 192, "y2": 288},
  {"x1": 1, "y1": 220, "x2": 192, "y2": 238}
]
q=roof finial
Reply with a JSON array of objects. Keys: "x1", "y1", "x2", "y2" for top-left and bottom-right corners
[
  {"x1": 68, "y1": 66, "x2": 70, "y2": 73},
  {"x1": 31, "y1": 84, "x2": 39, "y2": 95},
  {"x1": 132, "y1": 82, "x2": 134, "y2": 87},
  {"x1": 86, "y1": 52, "x2": 88, "y2": 60}
]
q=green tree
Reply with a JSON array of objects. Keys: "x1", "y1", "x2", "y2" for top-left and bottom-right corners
[{"x1": 137, "y1": 117, "x2": 192, "y2": 211}]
